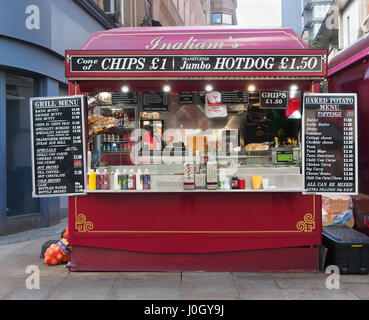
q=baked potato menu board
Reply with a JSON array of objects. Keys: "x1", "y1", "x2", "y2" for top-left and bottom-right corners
[
  {"x1": 30, "y1": 95, "x2": 87, "y2": 197},
  {"x1": 303, "y1": 93, "x2": 358, "y2": 195}
]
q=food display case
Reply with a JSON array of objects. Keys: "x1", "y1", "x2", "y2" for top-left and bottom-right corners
[{"x1": 65, "y1": 27, "x2": 327, "y2": 272}]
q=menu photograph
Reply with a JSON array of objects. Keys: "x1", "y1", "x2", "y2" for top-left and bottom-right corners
[
  {"x1": 303, "y1": 93, "x2": 357, "y2": 194},
  {"x1": 30, "y1": 95, "x2": 87, "y2": 197}
]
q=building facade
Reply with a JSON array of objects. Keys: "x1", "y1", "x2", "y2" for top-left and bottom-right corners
[
  {"x1": 93, "y1": 0, "x2": 212, "y2": 27},
  {"x1": 309, "y1": 0, "x2": 369, "y2": 59},
  {"x1": 210, "y1": 0, "x2": 237, "y2": 25},
  {"x1": 301, "y1": 0, "x2": 335, "y2": 44},
  {"x1": 0, "y1": 0, "x2": 116, "y2": 235},
  {"x1": 282, "y1": 0, "x2": 304, "y2": 36}
]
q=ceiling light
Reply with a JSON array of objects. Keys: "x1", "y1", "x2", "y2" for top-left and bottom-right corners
[
  {"x1": 290, "y1": 85, "x2": 298, "y2": 91},
  {"x1": 121, "y1": 86, "x2": 129, "y2": 93},
  {"x1": 163, "y1": 85, "x2": 171, "y2": 92},
  {"x1": 205, "y1": 84, "x2": 213, "y2": 92},
  {"x1": 248, "y1": 85, "x2": 256, "y2": 92}
]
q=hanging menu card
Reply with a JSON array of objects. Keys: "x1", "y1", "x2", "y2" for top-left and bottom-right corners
[
  {"x1": 221, "y1": 91, "x2": 249, "y2": 104},
  {"x1": 142, "y1": 92, "x2": 169, "y2": 111},
  {"x1": 30, "y1": 95, "x2": 87, "y2": 197},
  {"x1": 303, "y1": 93, "x2": 357, "y2": 194},
  {"x1": 179, "y1": 91, "x2": 205, "y2": 105}
]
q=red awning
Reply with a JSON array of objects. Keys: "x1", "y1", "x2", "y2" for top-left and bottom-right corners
[
  {"x1": 80, "y1": 26, "x2": 309, "y2": 51},
  {"x1": 328, "y1": 33, "x2": 369, "y2": 77}
]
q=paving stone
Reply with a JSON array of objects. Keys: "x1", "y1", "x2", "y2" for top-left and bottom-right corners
[
  {"x1": 233, "y1": 272, "x2": 274, "y2": 279},
  {"x1": 238, "y1": 289, "x2": 287, "y2": 300},
  {"x1": 341, "y1": 283, "x2": 369, "y2": 299},
  {"x1": 340, "y1": 275, "x2": 369, "y2": 283},
  {"x1": 274, "y1": 276, "x2": 329, "y2": 289},
  {"x1": 108, "y1": 286, "x2": 181, "y2": 300},
  {"x1": 108, "y1": 272, "x2": 181, "y2": 300},
  {"x1": 47, "y1": 277, "x2": 117, "y2": 300},
  {"x1": 281, "y1": 288, "x2": 359, "y2": 300},
  {"x1": 180, "y1": 272, "x2": 239, "y2": 300}
]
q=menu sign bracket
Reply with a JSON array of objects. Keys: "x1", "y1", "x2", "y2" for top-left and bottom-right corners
[
  {"x1": 302, "y1": 93, "x2": 358, "y2": 195},
  {"x1": 30, "y1": 95, "x2": 87, "y2": 197}
]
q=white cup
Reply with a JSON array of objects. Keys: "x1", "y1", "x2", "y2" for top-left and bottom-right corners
[{"x1": 263, "y1": 179, "x2": 269, "y2": 190}]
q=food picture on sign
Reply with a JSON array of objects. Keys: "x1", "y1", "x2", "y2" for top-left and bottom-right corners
[
  {"x1": 205, "y1": 91, "x2": 227, "y2": 118},
  {"x1": 88, "y1": 113, "x2": 117, "y2": 137}
]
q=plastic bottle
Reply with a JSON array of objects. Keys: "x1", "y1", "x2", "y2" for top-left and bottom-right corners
[
  {"x1": 102, "y1": 169, "x2": 110, "y2": 190},
  {"x1": 113, "y1": 169, "x2": 120, "y2": 190},
  {"x1": 143, "y1": 169, "x2": 151, "y2": 190},
  {"x1": 136, "y1": 169, "x2": 143, "y2": 190},
  {"x1": 132, "y1": 170, "x2": 136, "y2": 190},
  {"x1": 95, "y1": 169, "x2": 102, "y2": 190},
  {"x1": 128, "y1": 170, "x2": 135, "y2": 190},
  {"x1": 121, "y1": 169, "x2": 128, "y2": 190},
  {"x1": 218, "y1": 168, "x2": 226, "y2": 190},
  {"x1": 87, "y1": 169, "x2": 96, "y2": 190}
]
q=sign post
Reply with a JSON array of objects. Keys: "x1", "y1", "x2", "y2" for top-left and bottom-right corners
[
  {"x1": 303, "y1": 93, "x2": 358, "y2": 195},
  {"x1": 30, "y1": 95, "x2": 87, "y2": 197}
]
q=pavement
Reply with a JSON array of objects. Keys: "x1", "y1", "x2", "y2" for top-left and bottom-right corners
[{"x1": 0, "y1": 219, "x2": 368, "y2": 300}]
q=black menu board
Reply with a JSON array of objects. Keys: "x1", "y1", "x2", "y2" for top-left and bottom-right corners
[
  {"x1": 221, "y1": 91, "x2": 249, "y2": 104},
  {"x1": 260, "y1": 91, "x2": 289, "y2": 109},
  {"x1": 30, "y1": 95, "x2": 87, "y2": 197},
  {"x1": 179, "y1": 91, "x2": 205, "y2": 105},
  {"x1": 112, "y1": 92, "x2": 138, "y2": 105},
  {"x1": 142, "y1": 92, "x2": 169, "y2": 111},
  {"x1": 303, "y1": 93, "x2": 357, "y2": 194}
]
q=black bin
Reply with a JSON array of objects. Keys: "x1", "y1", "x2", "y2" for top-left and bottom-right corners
[{"x1": 323, "y1": 226, "x2": 369, "y2": 274}]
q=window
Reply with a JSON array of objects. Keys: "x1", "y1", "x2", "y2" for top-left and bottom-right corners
[
  {"x1": 6, "y1": 73, "x2": 39, "y2": 216},
  {"x1": 212, "y1": 12, "x2": 233, "y2": 25},
  {"x1": 212, "y1": 13, "x2": 222, "y2": 24},
  {"x1": 121, "y1": 0, "x2": 125, "y2": 25},
  {"x1": 312, "y1": 22, "x2": 322, "y2": 39},
  {"x1": 312, "y1": 4, "x2": 331, "y2": 20},
  {"x1": 222, "y1": 13, "x2": 233, "y2": 25},
  {"x1": 346, "y1": 15, "x2": 351, "y2": 46},
  {"x1": 103, "y1": 0, "x2": 114, "y2": 13}
]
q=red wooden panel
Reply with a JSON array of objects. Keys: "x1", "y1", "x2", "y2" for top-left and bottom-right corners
[
  {"x1": 68, "y1": 192, "x2": 321, "y2": 253},
  {"x1": 69, "y1": 245, "x2": 319, "y2": 272}
]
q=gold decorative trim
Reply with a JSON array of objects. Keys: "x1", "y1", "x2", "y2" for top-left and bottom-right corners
[
  {"x1": 75, "y1": 213, "x2": 94, "y2": 232},
  {"x1": 296, "y1": 213, "x2": 316, "y2": 232},
  {"x1": 296, "y1": 195, "x2": 316, "y2": 232}
]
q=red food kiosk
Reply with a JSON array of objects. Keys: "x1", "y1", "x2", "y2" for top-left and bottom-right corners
[{"x1": 65, "y1": 26, "x2": 327, "y2": 272}]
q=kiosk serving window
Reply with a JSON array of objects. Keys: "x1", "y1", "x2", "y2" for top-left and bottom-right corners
[{"x1": 86, "y1": 90, "x2": 303, "y2": 192}]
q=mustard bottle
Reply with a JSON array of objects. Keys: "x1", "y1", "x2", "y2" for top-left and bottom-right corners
[{"x1": 88, "y1": 169, "x2": 96, "y2": 190}]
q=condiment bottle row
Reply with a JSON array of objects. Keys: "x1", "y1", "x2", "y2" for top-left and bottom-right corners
[{"x1": 87, "y1": 168, "x2": 151, "y2": 191}]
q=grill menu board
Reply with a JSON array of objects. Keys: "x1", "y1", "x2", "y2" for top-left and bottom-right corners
[
  {"x1": 30, "y1": 95, "x2": 87, "y2": 197},
  {"x1": 260, "y1": 91, "x2": 289, "y2": 109},
  {"x1": 303, "y1": 93, "x2": 357, "y2": 194},
  {"x1": 142, "y1": 92, "x2": 169, "y2": 111}
]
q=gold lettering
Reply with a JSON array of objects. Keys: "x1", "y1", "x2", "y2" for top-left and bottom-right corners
[
  {"x1": 145, "y1": 36, "x2": 227, "y2": 51},
  {"x1": 146, "y1": 36, "x2": 164, "y2": 50},
  {"x1": 182, "y1": 37, "x2": 195, "y2": 50},
  {"x1": 172, "y1": 42, "x2": 183, "y2": 50}
]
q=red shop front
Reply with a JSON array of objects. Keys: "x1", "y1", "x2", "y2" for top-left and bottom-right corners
[{"x1": 65, "y1": 27, "x2": 326, "y2": 272}]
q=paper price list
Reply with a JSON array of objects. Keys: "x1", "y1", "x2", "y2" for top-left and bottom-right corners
[{"x1": 31, "y1": 96, "x2": 86, "y2": 196}]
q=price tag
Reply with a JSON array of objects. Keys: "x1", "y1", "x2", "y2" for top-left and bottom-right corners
[{"x1": 260, "y1": 91, "x2": 289, "y2": 109}]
